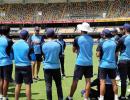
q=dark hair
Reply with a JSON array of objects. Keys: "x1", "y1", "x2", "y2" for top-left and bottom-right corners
[
  {"x1": 0, "y1": 26, "x2": 10, "y2": 36},
  {"x1": 105, "y1": 34, "x2": 113, "y2": 38},
  {"x1": 46, "y1": 28, "x2": 55, "y2": 38},
  {"x1": 19, "y1": 30, "x2": 29, "y2": 40},
  {"x1": 46, "y1": 33, "x2": 55, "y2": 38},
  {"x1": 82, "y1": 31, "x2": 88, "y2": 34},
  {"x1": 20, "y1": 35, "x2": 29, "y2": 40},
  {"x1": 126, "y1": 28, "x2": 130, "y2": 33}
]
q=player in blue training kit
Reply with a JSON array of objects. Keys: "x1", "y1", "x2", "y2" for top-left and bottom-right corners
[
  {"x1": 0, "y1": 26, "x2": 13, "y2": 100},
  {"x1": 96, "y1": 29, "x2": 118, "y2": 100},
  {"x1": 117, "y1": 24, "x2": 130, "y2": 100},
  {"x1": 12, "y1": 30, "x2": 33, "y2": 100},
  {"x1": 42, "y1": 28, "x2": 63, "y2": 100},
  {"x1": 28, "y1": 26, "x2": 44, "y2": 80},
  {"x1": 66, "y1": 22, "x2": 93, "y2": 100}
]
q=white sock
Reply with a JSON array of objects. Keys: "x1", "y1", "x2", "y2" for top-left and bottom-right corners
[
  {"x1": 68, "y1": 96, "x2": 73, "y2": 100},
  {"x1": 0, "y1": 94, "x2": 3, "y2": 98},
  {"x1": 115, "y1": 94, "x2": 119, "y2": 100},
  {"x1": 84, "y1": 97, "x2": 89, "y2": 100},
  {"x1": 2, "y1": 97, "x2": 6, "y2": 100},
  {"x1": 99, "y1": 95, "x2": 104, "y2": 100}
]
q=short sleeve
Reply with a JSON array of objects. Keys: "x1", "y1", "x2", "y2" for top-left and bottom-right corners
[
  {"x1": 41, "y1": 35, "x2": 44, "y2": 43},
  {"x1": 27, "y1": 35, "x2": 32, "y2": 45},
  {"x1": 6, "y1": 39, "x2": 14, "y2": 56},
  {"x1": 73, "y1": 37, "x2": 79, "y2": 48},
  {"x1": 96, "y1": 42, "x2": 103, "y2": 52},
  {"x1": 116, "y1": 36, "x2": 126, "y2": 52},
  {"x1": 96, "y1": 42, "x2": 103, "y2": 60}
]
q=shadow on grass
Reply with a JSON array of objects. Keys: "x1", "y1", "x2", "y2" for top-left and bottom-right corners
[
  {"x1": 8, "y1": 92, "x2": 39, "y2": 97},
  {"x1": 36, "y1": 79, "x2": 45, "y2": 82},
  {"x1": 19, "y1": 92, "x2": 39, "y2": 97},
  {"x1": 8, "y1": 87, "x2": 25, "y2": 93},
  {"x1": 32, "y1": 99, "x2": 46, "y2": 100},
  {"x1": 65, "y1": 75, "x2": 73, "y2": 78},
  {"x1": 35, "y1": 76, "x2": 74, "y2": 82},
  {"x1": 8, "y1": 87, "x2": 39, "y2": 97}
]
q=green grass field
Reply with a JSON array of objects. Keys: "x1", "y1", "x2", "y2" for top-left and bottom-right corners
[{"x1": 7, "y1": 45, "x2": 128, "y2": 100}]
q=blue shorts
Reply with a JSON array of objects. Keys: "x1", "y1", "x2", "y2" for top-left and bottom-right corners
[
  {"x1": 30, "y1": 53, "x2": 36, "y2": 61},
  {"x1": 31, "y1": 53, "x2": 42, "y2": 62}
]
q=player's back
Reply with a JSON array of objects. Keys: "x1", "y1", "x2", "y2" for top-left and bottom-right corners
[
  {"x1": 42, "y1": 40, "x2": 61, "y2": 69},
  {"x1": 13, "y1": 39, "x2": 31, "y2": 67}
]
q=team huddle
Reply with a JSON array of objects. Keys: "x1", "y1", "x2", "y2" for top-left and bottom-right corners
[{"x1": 0, "y1": 22, "x2": 130, "y2": 100}]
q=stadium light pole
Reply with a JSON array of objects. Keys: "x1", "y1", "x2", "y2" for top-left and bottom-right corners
[
  {"x1": 0, "y1": 11, "x2": 5, "y2": 17},
  {"x1": 37, "y1": 11, "x2": 42, "y2": 22}
]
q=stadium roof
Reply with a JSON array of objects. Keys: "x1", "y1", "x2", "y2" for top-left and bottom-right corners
[{"x1": 0, "y1": 0, "x2": 115, "y2": 4}]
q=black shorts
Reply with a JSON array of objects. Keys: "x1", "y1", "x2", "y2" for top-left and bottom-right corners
[
  {"x1": 73, "y1": 65, "x2": 93, "y2": 80},
  {"x1": 0, "y1": 64, "x2": 12, "y2": 81},
  {"x1": 15, "y1": 66, "x2": 33, "y2": 84},
  {"x1": 35, "y1": 54, "x2": 42, "y2": 62},
  {"x1": 99, "y1": 68, "x2": 117, "y2": 80}
]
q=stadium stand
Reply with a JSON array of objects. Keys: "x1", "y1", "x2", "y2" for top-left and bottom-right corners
[
  {"x1": 0, "y1": 0, "x2": 130, "y2": 22},
  {"x1": 56, "y1": 27, "x2": 75, "y2": 33},
  {"x1": 9, "y1": 26, "x2": 120, "y2": 36}
]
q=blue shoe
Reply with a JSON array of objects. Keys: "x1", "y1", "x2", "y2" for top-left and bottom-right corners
[{"x1": 81, "y1": 89, "x2": 86, "y2": 97}]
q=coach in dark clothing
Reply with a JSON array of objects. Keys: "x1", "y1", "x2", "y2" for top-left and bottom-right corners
[
  {"x1": 81, "y1": 76, "x2": 114, "y2": 100},
  {"x1": 57, "y1": 34, "x2": 66, "y2": 77}
]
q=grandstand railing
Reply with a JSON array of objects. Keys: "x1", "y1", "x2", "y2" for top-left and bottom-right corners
[{"x1": 0, "y1": 17, "x2": 130, "y2": 24}]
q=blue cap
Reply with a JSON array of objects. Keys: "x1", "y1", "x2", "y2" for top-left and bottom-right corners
[
  {"x1": 20, "y1": 30, "x2": 29, "y2": 37},
  {"x1": 46, "y1": 28, "x2": 55, "y2": 37},
  {"x1": 123, "y1": 23, "x2": 130, "y2": 30},
  {"x1": 102, "y1": 29, "x2": 111, "y2": 35}
]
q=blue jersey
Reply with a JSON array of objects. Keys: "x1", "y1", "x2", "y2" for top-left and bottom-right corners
[
  {"x1": 42, "y1": 40, "x2": 62, "y2": 69},
  {"x1": 30, "y1": 34, "x2": 44, "y2": 54},
  {"x1": 0, "y1": 36, "x2": 13, "y2": 66},
  {"x1": 118, "y1": 35, "x2": 130, "y2": 60},
  {"x1": 13, "y1": 39, "x2": 31, "y2": 67},
  {"x1": 99, "y1": 39, "x2": 117, "y2": 69},
  {"x1": 99, "y1": 38, "x2": 105, "y2": 44},
  {"x1": 73, "y1": 34, "x2": 93, "y2": 66}
]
